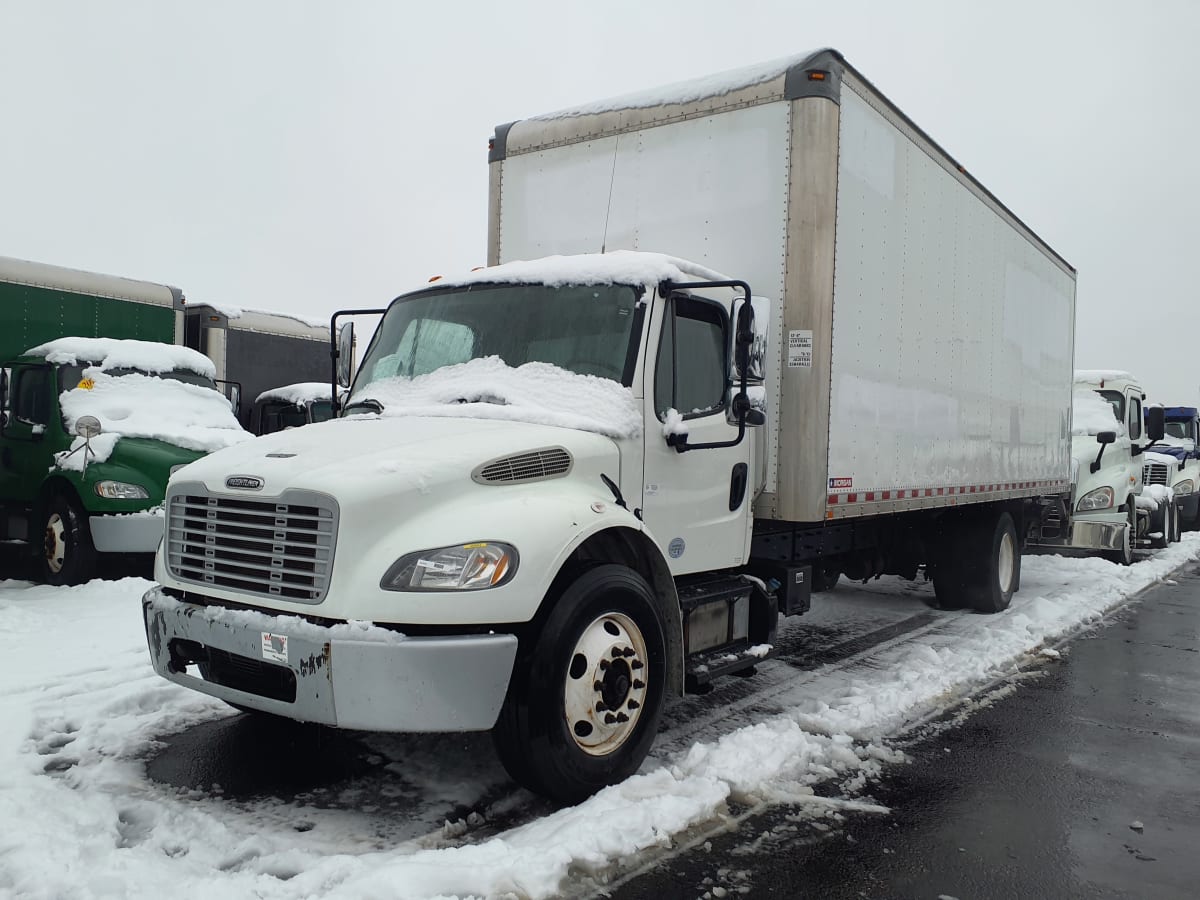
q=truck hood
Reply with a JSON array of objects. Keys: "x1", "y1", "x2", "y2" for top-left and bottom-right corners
[{"x1": 169, "y1": 414, "x2": 624, "y2": 498}]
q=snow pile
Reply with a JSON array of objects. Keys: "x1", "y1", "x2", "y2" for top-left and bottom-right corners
[
  {"x1": 1071, "y1": 388, "x2": 1123, "y2": 436},
  {"x1": 2, "y1": 539, "x2": 1198, "y2": 899},
  {"x1": 55, "y1": 371, "x2": 251, "y2": 469},
  {"x1": 1136, "y1": 483, "x2": 1173, "y2": 511},
  {"x1": 424, "y1": 250, "x2": 725, "y2": 295},
  {"x1": 1074, "y1": 369, "x2": 1136, "y2": 386},
  {"x1": 27, "y1": 337, "x2": 216, "y2": 379},
  {"x1": 254, "y1": 382, "x2": 336, "y2": 406},
  {"x1": 661, "y1": 408, "x2": 688, "y2": 438},
  {"x1": 532, "y1": 49, "x2": 826, "y2": 120},
  {"x1": 353, "y1": 356, "x2": 643, "y2": 440}
]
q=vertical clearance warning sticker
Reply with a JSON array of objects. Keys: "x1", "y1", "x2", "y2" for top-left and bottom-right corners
[
  {"x1": 261, "y1": 632, "x2": 288, "y2": 663},
  {"x1": 787, "y1": 329, "x2": 813, "y2": 368}
]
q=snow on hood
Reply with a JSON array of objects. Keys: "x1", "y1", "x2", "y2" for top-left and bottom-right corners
[
  {"x1": 27, "y1": 337, "x2": 216, "y2": 380},
  {"x1": 55, "y1": 371, "x2": 251, "y2": 469},
  {"x1": 1071, "y1": 388, "x2": 1123, "y2": 437},
  {"x1": 255, "y1": 382, "x2": 337, "y2": 406},
  {"x1": 350, "y1": 356, "x2": 642, "y2": 440},
  {"x1": 426, "y1": 250, "x2": 726, "y2": 295}
]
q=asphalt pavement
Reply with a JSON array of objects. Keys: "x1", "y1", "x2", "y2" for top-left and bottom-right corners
[{"x1": 608, "y1": 562, "x2": 1200, "y2": 899}]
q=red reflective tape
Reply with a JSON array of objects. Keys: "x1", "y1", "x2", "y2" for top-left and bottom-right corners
[
  {"x1": 882, "y1": 490, "x2": 891, "y2": 500},
  {"x1": 828, "y1": 494, "x2": 838, "y2": 505},
  {"x1": 865, "y1": 492, "x2": 876, "y2": 501},
  {"x1": 848, "y1": 493, "x2": 858, "y2": 503}
]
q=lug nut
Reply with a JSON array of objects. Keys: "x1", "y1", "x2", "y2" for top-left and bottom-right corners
[
  {"x1": 616, "y1": 712, "x2": 629, "y2": 723},
  {"x1": 623, "y1": 647, "x2": 636, "y2": 658},
  {"x1": 604, "y1": 713, "x2": 618, "y2": 725},
  {"x1": 632, "y1": 679, "x2": 645, "y2": 690},
  {"x1": 631, "y1": 660, "x2": 644, "y2": 670},
  {"x1": 593, "y1": 681, "x2": 603, "y2": 691},
  {"x1": 595, "y1": 701, "x2": 607, "y2": 712},
  {"x1": 611, "y1": 647, "x2": 623, "y2": 658},
  {"x1": 627, "y1": 700, "x2": 640, "y2": 710},
  {"x1": 599, "y1": 659, "x2": 610, "y2": 671}
]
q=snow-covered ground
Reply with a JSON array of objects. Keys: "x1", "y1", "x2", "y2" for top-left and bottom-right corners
[{"x1": 2, "y1": 540, "x2": 1197, "y2": 899}]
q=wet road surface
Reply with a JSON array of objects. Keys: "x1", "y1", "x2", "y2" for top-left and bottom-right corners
[{"x1": 608, "y1": 564, "x2": 1200, "y2": 899}]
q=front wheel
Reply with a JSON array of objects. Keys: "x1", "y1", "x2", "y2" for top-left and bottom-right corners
[
  {"x1": 1149, "y1": 501, "x2": 1169, "y2": 550},
  {"x1": 1170, "y1": 500, "x2": 1182, "y2": 544},
  {"x1": 491, "y1": 564, "x2": 667, "y2": 805},
  {"x1": 40, "y1": 492, "x2": 97, "y2": 585},
  {"x1": 1102, "y1": 504, "x2": 1136, "y2": 566}
]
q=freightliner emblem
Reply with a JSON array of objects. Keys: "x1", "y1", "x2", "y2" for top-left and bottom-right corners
[{"x1": 225, "y1": 475, "x2": 264, "y2": 491}]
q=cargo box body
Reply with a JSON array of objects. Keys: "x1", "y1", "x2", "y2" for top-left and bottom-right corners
[{"x1": 488, "y1": 49, "x2": 1075, "y2": 524}]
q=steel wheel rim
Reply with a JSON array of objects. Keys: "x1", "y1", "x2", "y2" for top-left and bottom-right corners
[
  {"x1": 563, "y1": 611, "x2": 649, "y2": 757},
  {"x1": 44, "y1": 512, "x2": 67, "y2": 574},
  {"x1": 997, "y1": 530, "x2": 1016, "y2": 594}
]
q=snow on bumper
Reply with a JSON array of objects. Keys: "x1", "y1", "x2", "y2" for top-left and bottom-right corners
[{"x1": 141, "y1": 588, "x2": 517, "y2": 732}]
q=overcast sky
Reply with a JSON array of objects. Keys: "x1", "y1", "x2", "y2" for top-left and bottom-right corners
[{"x1": 2, "y1": 1, "x2": 1197, "y2": 401}]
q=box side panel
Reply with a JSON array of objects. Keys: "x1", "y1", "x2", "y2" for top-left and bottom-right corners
[
  {"x1": 764, "y1": 96, "x2": 840, "y2": 522},
  {"x1": 824, "y1": 83, "x2": 1074, "y2": 518},
  {"x1": 0, "y1": 281, "x2": 176, "y2": 360},
  {"x1": 495, "y1": 103, "x2": 791, "y2": 307}
]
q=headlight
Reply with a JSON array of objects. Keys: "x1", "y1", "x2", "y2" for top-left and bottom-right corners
[
  {"x1": 1174, "y1": 479, "x2": 1194, "y2": 496},
  {"x1": 94, "y1": 481, "x2": 150, "y2": 500},
  {"x1": 1077, "y1": 486, "x2": 1114, "y2": 511},
  {"x1": 381, "y1": 542, "x2": 518, "y2": 591}
]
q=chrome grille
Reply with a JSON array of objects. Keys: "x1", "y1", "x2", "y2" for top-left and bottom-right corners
[
  {"x1": 1143, "y1": 463, "x2": 1170, "y2": 487},
  {"x1": 166, "y1": 485, "x2": 337, "y2": 604},
  {"x1": 473, "y1": 447, "x2": 573, "y2": 484}
]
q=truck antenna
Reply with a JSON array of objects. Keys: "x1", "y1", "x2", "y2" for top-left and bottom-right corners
[{"x1": 600, "y1": 135, "x2": 620, "y2": 254}]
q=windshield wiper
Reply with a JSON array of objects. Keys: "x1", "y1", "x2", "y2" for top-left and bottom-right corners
[{"x1": 341, "y1": 398, "x2": 384, "y2": 416}]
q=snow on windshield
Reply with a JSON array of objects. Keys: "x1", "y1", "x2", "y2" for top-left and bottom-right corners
[
  {"x1": 351, "y1": 356, "x2": 642, "y2": 440},
  {"x1": 1071, "y1": 388, "x2": 1123, "y2": 436},
  {"x1": 55, "y1": 370, "x2": 251, "y2": 470},
  {"x1": 27, "y1": 337, "x2": 217, "y2": 379}
]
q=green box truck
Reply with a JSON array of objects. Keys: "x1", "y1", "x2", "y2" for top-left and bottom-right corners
[{"x1": 1, "y1": 256, "x2": 250, "y2": 584}]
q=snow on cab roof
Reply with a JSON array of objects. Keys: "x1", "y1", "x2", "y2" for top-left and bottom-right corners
[
  {"x1": 425, "y1": 251, "x2": 727, "y2": 294},
  {"x1": 529, "y1": 49, "x2": 827, "y2": 120},
  {"x1": 1074, "y1": 369, "x2": 1138, "y2": 387},
  {"x1": 26, "y1": 337, "x2": 217, "y2": 379}
]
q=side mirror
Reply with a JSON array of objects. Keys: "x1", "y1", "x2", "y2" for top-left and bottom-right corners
[
  {"x1": 75, "y1": 415, "x2": 103, "y2": 439},
  {"x1": 1146, "y1": 406, "x2": 1165, "y2": 442},
  {"x1": 1096, "y1": 430, "x2": 1116, "y2": 445},
  {"x1": 228, "y1": 384, "x2": 242, "y2": 418},
  {"x1": 336, "y1": 322, "x2": 355, "y2": 388},
  {"x1": 730, "y1": 297, "x2": 768, "y2": 384}
]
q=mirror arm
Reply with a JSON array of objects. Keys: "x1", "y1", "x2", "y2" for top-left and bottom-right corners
[{"x1": 1090, "y1": 445, "x2": 1107, "y2": 474}]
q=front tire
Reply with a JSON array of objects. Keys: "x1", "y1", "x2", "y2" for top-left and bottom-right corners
[
  {"x1": 491, "y1": 564, "x2": 667, "y2": 805},
  {"x1": 1102, "y1": 504, "x2": 1136, "y2": 566},
  {"x1": 1149, "y1": 501, "x2": 1169, "y2": 550},
  {"x1": 40, "y1": 492, "x2": 97, "y2": 585}
]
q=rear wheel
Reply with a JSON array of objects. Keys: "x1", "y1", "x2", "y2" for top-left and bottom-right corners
[
  {"x1": 491, "y1": 565, "x2": 667, "y2": 805},
  {"x1": 40, "y1": 492, "x2": 97, "y2": 585},
  {"x1": 1171, "y1": 500, "x2": 1182, "y2": 543},
  {"x1": 964, "y1": 511, "x2": 1019, "y2": 614},
  {"x1": 811, "y1": 563, "x2": 841, "y2": 592}
]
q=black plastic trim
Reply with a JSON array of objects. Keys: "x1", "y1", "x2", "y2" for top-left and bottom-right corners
[
  {"x1": 783, "y1": 49, "x2": 844, "y2": 102},
  {"x1": 489, "y1": 121, "x2": 515, "y2": 162}
]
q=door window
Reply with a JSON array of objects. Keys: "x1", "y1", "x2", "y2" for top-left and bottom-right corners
[
  {"x1": 654, "y1": 296, "x2": 728, "y2": 420},
  {"x1": 1128, "y1": 397, "x2": 1143, "y2": 440},
  {"x1": 13, "y1": 368, "x2": 52, "y2": 426}
]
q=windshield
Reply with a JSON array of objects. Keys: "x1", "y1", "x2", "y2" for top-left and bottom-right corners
[
  {"x1": 1096, "y1": 389, "x2": 1124, "y2": 423},
  {"x1": 1165, "y1": 420, "x2": 1193, "y2": 440},
  {"x1": 352, "y1": 282, "x2": 642, "y2": 398},
  {"x1": 60, "y1": 365, "x2": 219, "y2": 392}
]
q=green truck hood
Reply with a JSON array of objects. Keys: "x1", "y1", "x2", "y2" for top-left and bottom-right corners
[{"x1": 73, "y1": 437, "x2": 206, "y2": 513}]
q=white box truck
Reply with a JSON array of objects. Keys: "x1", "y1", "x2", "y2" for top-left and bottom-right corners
[{"x1": 143, "y1": 49, "x2": 1077, "y2": 803}]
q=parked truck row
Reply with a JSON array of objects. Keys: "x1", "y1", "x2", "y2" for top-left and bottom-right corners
[{"x1": 125, "y1": 49, "x2": 1189, "y2": 802}]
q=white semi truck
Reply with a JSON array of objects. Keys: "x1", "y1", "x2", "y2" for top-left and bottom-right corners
[
  {"x1": 1144, "y1": 405, "x2": 1200, "y2": 531},
  {"x1": 143, "y1": 49, "x2": 1078, "y2": 802},
  {"x1": 1031, "y1": 371, "x2": 1167, "y2": 563}
]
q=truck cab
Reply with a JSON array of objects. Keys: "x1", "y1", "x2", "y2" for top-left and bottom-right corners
[
  {"x1": 0, "y1": 337, "x2": 251, "y2": 583},
  {"x1": 250, "y1": 383, "x2": 338, "y2": 435},
  {"x1": 1039, "y1": 371, "x2": 1164, "y2": 563},
  {"x1": 1144, "y1": 405, "x2": 1200, "y2": 530}
]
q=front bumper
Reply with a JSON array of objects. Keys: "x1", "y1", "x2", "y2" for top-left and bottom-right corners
[
  {"x1": 142, "y1": 588, "x2": 518, "y2": 732},
  {"x1": 89, "y1": 511, "x2": 165, "y2": 553}
]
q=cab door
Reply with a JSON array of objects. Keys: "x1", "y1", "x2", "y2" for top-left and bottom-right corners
[
  {"x1": 0, "y1": 364, "x2": 60, "y2": 507},
  {"x1": 640, "y1": 292, "x2": 753, "y2": 575}
]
